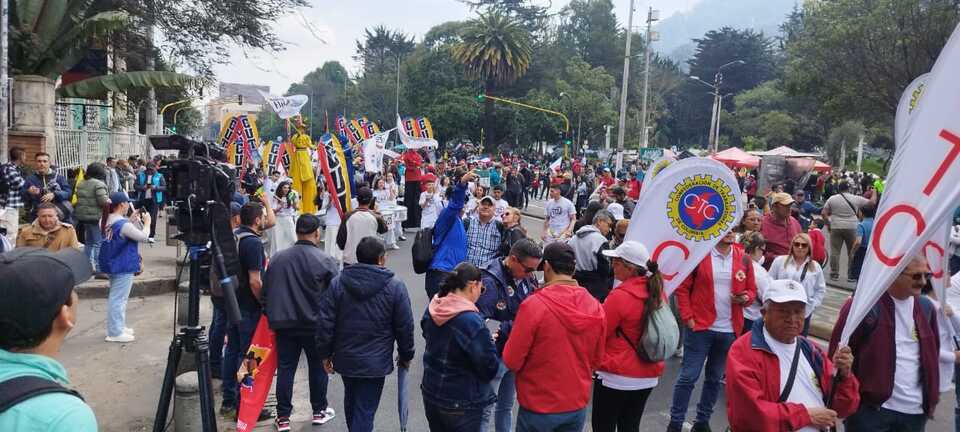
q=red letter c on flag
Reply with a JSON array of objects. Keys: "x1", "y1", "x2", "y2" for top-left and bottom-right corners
[
  {"x1": 871, "y1": 204, "x2": 926, "y2": 267},
  {"x1": 652, "y1": 241, "x2": 691, "y2": 281}
]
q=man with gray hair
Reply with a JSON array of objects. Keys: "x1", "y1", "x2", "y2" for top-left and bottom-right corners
[
  {"x1": 726, "y1": 279, "x2": 859, "y2": 430},
  {"x1": 569, "y1": 209, "x2": 614, "y2": 302}
]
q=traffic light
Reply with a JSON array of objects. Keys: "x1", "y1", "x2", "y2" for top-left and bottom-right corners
[
  {"x1": 563, "y1": 133, "x2": 572, "y2": 146},
  {"x1": 476, "y1": 94, "x2": 486, "y2": 102}
]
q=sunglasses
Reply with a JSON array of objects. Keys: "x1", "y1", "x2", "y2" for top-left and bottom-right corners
[
  {"x1": 792, "y1": 242, "x2": 809, "y2": 248},
  {"x1": 901, "y1": 272, "x2": 933, "y2": 282}
]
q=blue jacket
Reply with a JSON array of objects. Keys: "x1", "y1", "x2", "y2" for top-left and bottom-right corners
[
  {"x1": 420, "y1": 307, "x2": 499, "y2": 410},
  {"x1": 135, "y1": 171, "x2": 165, "y2": 203},
  {"x1": 98, "y1": 220, "x2": 141, "y2": 274},
  {"x1": 477, "y1": 258, "x2": 536, "y2": 353},
  {"x1": 22, "y1": 171, "x2": 71, "y2": 210},
  {"x1": 316, "y1": 264, "x2": 415, "y2": 377},
  {"x1": 429, "y1": 183, "x2": 468, "y2": 272}
]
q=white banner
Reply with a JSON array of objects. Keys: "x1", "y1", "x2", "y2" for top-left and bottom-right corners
[
  {"x1": 383, "y1": 149, "x2": 400, "y2": 159},
  {"x1": 397, "y1": 114, "x2": 438, "y2": 149},
  {"x1": 549, "y1": 157, "x2": 562, "y2": 172},
  {"x1": 638, "y1": 155, "x2": 677, "y2": 203},
  {"x1": 840, "y1": 24, "x2": 960, "y2": 345},
  {"x1": 895, "y1": 73, "x2": 930, "y2": 147},
  {"x1": 363, "y1": 131, "x2": 391, "y2": 174},
  {"x1": 258, "y1": 91, "x2": 309, "y2": 119},
  {"x1": 624, "y1": 157, "x2": 744, "y2": 295}
]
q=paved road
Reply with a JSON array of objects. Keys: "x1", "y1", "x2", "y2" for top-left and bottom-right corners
[{"x1": 58, "y1": 209, "x2": 958, "y2": 431}]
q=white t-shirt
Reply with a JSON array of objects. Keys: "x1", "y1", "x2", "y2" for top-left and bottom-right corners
[
  {"x1": 493, "y1": 198, "x2": 509, "y2": 221},
  {"x1": 596, "y1": 371, "x2": 659, "y2": 391},
  {"x1": 882, "y1": 296, "x2": 925, "y2": 414},
  {"x1": 744, "y1": 260, "x2": 771, "y2": 322},
  {"x1": 342, "y1": 210, "x2": 379, "y2": 265},
  {"x1": 709, "y1": 247, "x2": 734, "y2": 333},
  {"x1": 464, "y1": 196, "x2": 481, "y2": 219},
  {"x1": 420, "y1": 192, "x2": 445, "y2": 229},
  {"x1": 545, "y1": 197, "x2": 576, "y2": 233},
  {"x1": 768, "y1": 256, "x2": 826, "y2": 318},
  {"x1": 763, "y1": 328, "x2": 825, "y2": 432}
]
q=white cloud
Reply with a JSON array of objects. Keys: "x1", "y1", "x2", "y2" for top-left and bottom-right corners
[{"x1": 208, "y1": 0, "x2": 702, "y2": 94}]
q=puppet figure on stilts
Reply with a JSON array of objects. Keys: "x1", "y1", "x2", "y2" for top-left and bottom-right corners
[{"x1": 288, "y1": 116, "x2": 318, "y2": 214}]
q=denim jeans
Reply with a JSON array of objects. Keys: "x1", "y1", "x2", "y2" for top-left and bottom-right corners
[
  {"x1": 208, "y1": 296, "x2": 226, "y2": 376},
  {"x1": 342, "y1": 376, "x2": 386, "y2": 432},
  {"x1": 221, "y1": 307, "x2": 261, "y2": 409},
  {"x1": 669, "y1": 328, "x2": 736, "y2": 428},
  {"x1": 480, "y1": 360, "x2": 515, "y2": 432},
  {"x1": 845, "y1": 405, "x2": 927, "y2": 431},
  {"x1": 106, "y1": 272, "x2": 135, "y2": 337},
  {"x1": 516, "y1": 406, "x2": 587, "y2": 432},
  {"x1": 275, "y1": 329, "x2": 329, "y2": 418},
  {"x1": 425, "y1": 400, "x2": 485, "y2": 432},
  {"x1": 81, "y1": 221, "x2": 102, "y2": 272}
]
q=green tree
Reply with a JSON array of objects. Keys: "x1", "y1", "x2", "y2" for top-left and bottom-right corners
[
  {"x1": 561, "y1": 0, "x2": 621, "y2": 74},
  {"x1": 784, "y1": 0, "x2": 960, "y2": 125},
  {"x1": 354, "y1": 26, "x2": 416, "y2": 77},
  {"x1": 453, "y1": 10, "x2": 533, "y2": 150},
  {"x1": 674, "y1": 27, "x2": 778, "y2": 147}
]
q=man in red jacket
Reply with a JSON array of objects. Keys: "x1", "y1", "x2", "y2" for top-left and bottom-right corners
[
  {"x1": 503, "y1": 242, "x2": 606, "y2": 432},
  {"x1": 401, "y1": 149, "x2": 423, "y2": 229},
  {"x1": 761, "y1": 192, "x2": 802, "y2": 269},
  {"x1": 726, "y1": 279, "x2": 860, "y2": 431},
  {"x1": 669, "y1": 230, "x2": 757, "y2": 432}
]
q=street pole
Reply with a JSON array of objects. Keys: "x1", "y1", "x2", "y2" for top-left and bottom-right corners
[
  {"x1": 856, "y1": 133, "x2": 864, "y2": 172},
  {"x1": 714, "y1": 93, "x2": 725, "y2": 152},
  {"x1": 395, "y1": 55, "x2": 401, "y2": 117},
  {"x1": 707, "y1": 88, "x2": 719, "y2": 152},
  {"x1": 615, "y1": 0, "x2": 635, "y2": 172},
  {"x1": 605, "y1": 125, "x2": 611, "y2": 152},
  {"x1": 0, "y1": 0, "x2": 8, "y2": 163},
  {"x1": 639, "y1": 7, "x2": 658, "y2": 150}
]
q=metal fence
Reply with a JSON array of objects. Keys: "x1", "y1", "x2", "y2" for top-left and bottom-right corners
[{"x1": 55, "y1": 129, "x2": 148, "y2": 174}]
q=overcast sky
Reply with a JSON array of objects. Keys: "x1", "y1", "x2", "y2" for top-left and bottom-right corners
[{"x1": 206, "y1": 0, "x2": 701, "y2": 96}]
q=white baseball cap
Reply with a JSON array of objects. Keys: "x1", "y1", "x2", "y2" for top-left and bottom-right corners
[
  {"x1": 607, "y1": 202, "x2": 625, "y2": 220},
  {"x1": 764, "y1": 279, "x2": 808, "y2": 305},
  {"x1": 602, "y1": 241, "x2": 650, "y2": 268}
]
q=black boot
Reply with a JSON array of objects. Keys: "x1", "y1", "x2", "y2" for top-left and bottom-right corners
[{"x1": 691, "y1": 422, "x2": 712, "y2": 432}]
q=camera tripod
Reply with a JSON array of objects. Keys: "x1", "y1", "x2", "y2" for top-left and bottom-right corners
[{"x1": 153, "y1": 245, "x2": 218, "y2": 432}]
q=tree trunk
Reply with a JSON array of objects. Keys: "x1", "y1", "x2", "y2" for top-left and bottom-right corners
[
  {"x1": 11, "y1": 75, "x2": 56, "y2": 157},
  {"x1": 483, "y1": 78, "x2": 495, "y2": 154}
]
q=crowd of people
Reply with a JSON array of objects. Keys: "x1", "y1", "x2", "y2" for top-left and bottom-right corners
[{"x1": 3, "y1": 142, "x2": 960, "y2": 432}]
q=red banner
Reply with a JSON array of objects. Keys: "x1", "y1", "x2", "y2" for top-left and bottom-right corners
[{"x1": 236, "y1": 316, "x2": 277, "y2": 432}]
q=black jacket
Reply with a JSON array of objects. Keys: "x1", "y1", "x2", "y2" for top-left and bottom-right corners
[
  {"x1": 263, "y1": 240, "x2": 340, "y2": 330},
  {"x1": 317, "y1": 263, "x2": 416, "y2": 377}
]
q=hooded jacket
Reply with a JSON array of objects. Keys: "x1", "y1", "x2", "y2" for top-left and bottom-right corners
[
  {"x1": 503, "y1": 278, "x2": 606, "y2": 414},
  {"x1": 727, "y1": 320, "x2": 860, "y2": 431},
  {"x1": 263, "y1": 240, "x2": 339, "y2": 330},
  {"x1": 316, "y1": 263, "x2": 415, "y2": 378},
  {"x1": 420, "y1": 294, "x2": 500, "y2": 410},
  {"x1": 598, "y1": 276, "x2": 665, "y2": 378},
  {"x1": 569, "y1": 225, "x2": 612, "y2": 302},
  {"x1": 73, "y1": 178, "x2": 108, "y2": 223}
]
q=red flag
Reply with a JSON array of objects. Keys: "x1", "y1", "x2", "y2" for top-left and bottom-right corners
[{"x1": 236, "y1": 316, "x2": 277, "y2": 432}]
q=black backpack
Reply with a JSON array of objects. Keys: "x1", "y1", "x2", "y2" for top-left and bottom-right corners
[
  {"x1": 412, "y1": 227, "x2": 437, "y2": 274},
  {"x1": 0, "y1": 376, "x2": 84, "y2": 414}
]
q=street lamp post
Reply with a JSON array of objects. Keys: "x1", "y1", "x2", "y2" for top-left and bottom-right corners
[
  {"x1": 615, "y1": 0, "x2": 635, "y2": 171},
  {"x1": 639, "y1": 7, "x2": 659, "y2": 150},
  {"x1": 689, "y1": 60, "x2": 745, "y2": 153}
]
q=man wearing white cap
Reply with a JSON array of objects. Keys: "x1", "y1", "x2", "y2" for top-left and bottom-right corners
[{"x1": 725, "y1": 280, "x2": 860, "y2": 431}]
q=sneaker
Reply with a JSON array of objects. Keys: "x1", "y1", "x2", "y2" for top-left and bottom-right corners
[
  {"x1": 124, "y1": 327, "x2": 135, "y2": 335},
  {"x1": 847, "y1": 278, "x2": 857, "y2": 284},
  {"x1": 219, "y1": 405, "x2": 237, "y2": 419},
  {"x1": 829, "y1": 274, "x2": 839, "y2": 281},
  {"x1": 257, "y1": 408, "x2": 275, "y2": 422},
  {"x1": 691, "y1": 422, "x2": 712, "y2": 432},
  {"x1": 313, "y1": 407, "x2": 336, "y2": 425},
  {"x1": 105, "y1": 333, "x2": 135, "y2": 343},
  {"x1": 275, "y1": 417, "x2": 291, "y2": 432},
  {"x1": 674, "y1": 346, "x2": 684, "y2": 358},
  {"x1": 398, "y1": 235, "x2": 407, "y2": 241},
  {"x1": 390, "y1": 244, "x2": 401, "y2": 250},
  {"x1": 148, "y1": 237, "x2": 156, "y2": 242}
]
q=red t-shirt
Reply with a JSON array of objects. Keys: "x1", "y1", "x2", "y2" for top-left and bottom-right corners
[{"x1": 402, "y1": 150, "x2": 422, "y2": 182}]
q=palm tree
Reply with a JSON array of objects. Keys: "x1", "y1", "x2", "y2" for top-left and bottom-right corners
[{"x1": 453, "y1": 10, "x2": 532, "y2": 151}]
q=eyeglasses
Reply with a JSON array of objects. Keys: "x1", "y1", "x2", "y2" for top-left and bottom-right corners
[
  {"x1": 901, "y1": 272, "x2": 933, "y2": 282},
  {"x1": 792, "y1": 242, "x2": 809, "y2": 248}
]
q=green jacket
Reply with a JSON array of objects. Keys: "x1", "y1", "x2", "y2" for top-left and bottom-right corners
[
  {"x1": 74, "y1": 178, "x2": 109, "y2": 223},
  {"x1": 0, "y1": 349, "x2": 97, "y2": 431}
]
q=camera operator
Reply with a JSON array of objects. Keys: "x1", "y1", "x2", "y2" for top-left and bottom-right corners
[{"x1": 220, "y1": 201, "x2": 273, "y2": 421}]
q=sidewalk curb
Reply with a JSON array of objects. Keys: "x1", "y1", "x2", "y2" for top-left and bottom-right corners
[{"x1": 76, "y1": 277, "x2": 178, "y2": 299}]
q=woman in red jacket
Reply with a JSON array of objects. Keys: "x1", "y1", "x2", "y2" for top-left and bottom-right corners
[{"x1": 592, "y1": 241, "x2": 666, "y2": 432}]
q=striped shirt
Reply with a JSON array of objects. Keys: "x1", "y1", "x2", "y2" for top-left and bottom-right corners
[
  {"x1": 0, "y1": 162, "x2": 24, "y2": 209},
  {"x1": 466, "y1": 217, "x2": 502, "y2": 267}
]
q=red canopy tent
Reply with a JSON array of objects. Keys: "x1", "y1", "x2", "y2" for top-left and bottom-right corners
[
  {"x1": 711, "y1": 147, "x2": 760, "y2": 168},
  {"x1": 813, "y1": 160, "x2": 832, "y2": 172}
]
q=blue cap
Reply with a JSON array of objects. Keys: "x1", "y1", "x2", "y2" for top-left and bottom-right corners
[
  {"x1": 109, "y1": 191, "x2": 130, "y2": 204},
  {"x1": 230, "y1": 202, "x2": 242, "y2": 216}
]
